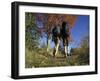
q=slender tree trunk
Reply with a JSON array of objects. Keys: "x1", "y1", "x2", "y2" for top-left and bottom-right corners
[
  {"x1": 47, "y1": 34, "x2": 51, "y2": 52},
  {"x1": 67, "y1": 41, "x2": 69, "y2": 56},
  {"x1": 47, "y1": 38, "x2": 50, "y2": 52}
]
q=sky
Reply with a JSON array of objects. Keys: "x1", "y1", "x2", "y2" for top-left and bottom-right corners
[
  {"x1": 38, "y1": 15, "x2": 89, "y2": 49},
  {"x1": 70, "y1": 15, "x2": 89, "y2": 48}
]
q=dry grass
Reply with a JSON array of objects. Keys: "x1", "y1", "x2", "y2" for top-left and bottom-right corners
[{"x1": 25, "y1": 47, "x2": 89, "y2": 68}]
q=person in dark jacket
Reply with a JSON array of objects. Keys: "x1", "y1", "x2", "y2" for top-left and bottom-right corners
[
  {"x1": 61, "y1": 21, "x2": 70, "y2": 57},
  {"x1": 52, "y1": 24, "x2": 61, "y2": 57}
]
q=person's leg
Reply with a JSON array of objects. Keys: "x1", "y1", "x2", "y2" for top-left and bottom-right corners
[
  {"x1": 53, "y1": 38, "x2": 56, "y2": 57},
  {"x1": 53, "y1": 37, "x2": 60, "y2": 57},
  {"x1": 55, "y1": 38, "x2": 60, "y2": 55},
  {"x1": 63, "y1": 39, "x2": 67, "y2": 57},
  {"x1": 64, "y1": 45, "x2": 67, "y2": 57}
]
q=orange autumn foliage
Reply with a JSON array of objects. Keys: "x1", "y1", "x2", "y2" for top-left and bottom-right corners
[{"x1": 34, "y1": 13, "x2": 77, "y2": 42}]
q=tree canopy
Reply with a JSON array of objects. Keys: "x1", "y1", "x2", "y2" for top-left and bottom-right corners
[{"x1": 25, "y1": 13, "x2": 77, "y2": 50}]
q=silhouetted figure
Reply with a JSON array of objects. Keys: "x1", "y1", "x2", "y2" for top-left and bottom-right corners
[
  {"x1": 52, "y1": 25, "x2": 61, "y2": 57},
  {"x1": 61, "y1": 22, "x2": 70, "y2": 57}
]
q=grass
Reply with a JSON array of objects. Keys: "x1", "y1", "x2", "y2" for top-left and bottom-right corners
[{"x1": 25, "y1": 47, "x2": 89, "y2": 68}]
